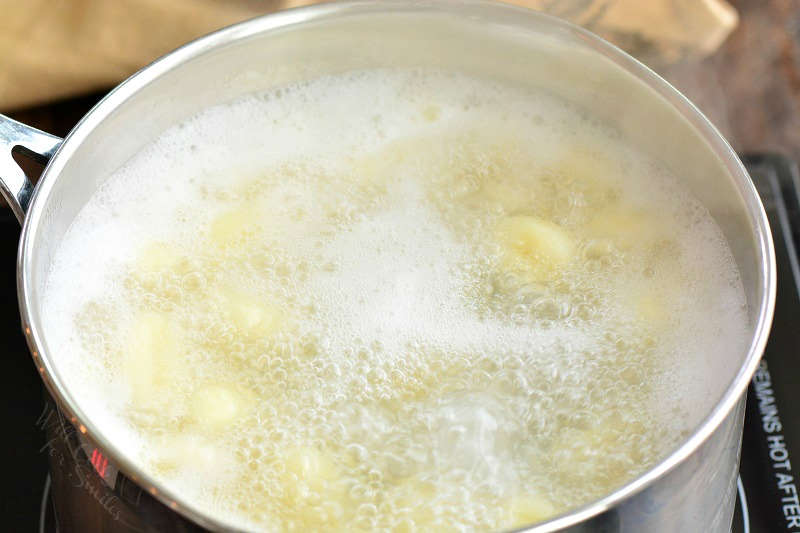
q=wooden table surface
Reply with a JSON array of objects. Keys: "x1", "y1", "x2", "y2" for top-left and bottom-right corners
[
  {"x1": 8, "y1": 0, "x2": 800, "y2": 163},
  {"x1": 660, "y1": 0, "x2": 800, "y2": 163}
]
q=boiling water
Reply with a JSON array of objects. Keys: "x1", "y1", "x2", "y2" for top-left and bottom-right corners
[{"x1": 42, "y1": 70, "x2": 748, "y2": 531}]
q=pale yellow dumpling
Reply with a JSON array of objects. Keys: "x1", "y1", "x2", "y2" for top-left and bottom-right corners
[
  {"x1": 208, "y1": 203, "x2": 259, "y2": 247},
  {"x1": 155, "y1": 434, "x2": 226, "y2": 474},
  {"x1": 496, "y1": 215, "x2": 575, "y2": 281},
  {"x1": 137, "y1": 242, "x2": 185, "y2": 273},
  {"x1": 218, "y1": 287, "x2": 282, "y2": 340},
  {"x1": 283, "y1": 447, "x2": 341, "y2": 490},
  {"x1": 549, "y1": 147, "x2": 620, "y2": 206},
  {"x1": 123, "y1": 312, "x2": 183, "y2": 406},
  {"x1": 280, "y1": 447, "x2": 348, "y2": 518},
  {"x1": 505, "y1": 493, "x2": 557, "y2": 528},
  {"x1": 588, "y1": 206, "x2": 664, "y2": 250},
  {"x1": 189, "y1": 383, "x2": 251, "y2": 431}
]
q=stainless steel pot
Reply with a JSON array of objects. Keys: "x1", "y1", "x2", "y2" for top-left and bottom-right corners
[{"x1": 0, "y1": 1, "x2": 776, "y2": 531}]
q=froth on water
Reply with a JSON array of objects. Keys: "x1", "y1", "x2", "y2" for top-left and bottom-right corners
[{"x1": 42, "y1": 69, "x2": 748, "y2": 531}]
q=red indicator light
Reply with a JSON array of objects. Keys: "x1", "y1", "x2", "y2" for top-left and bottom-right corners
[
  {"x1": 90, "y1": 448, "x2": 108, "y2": 478},
  {"x1": 78, "y1": 435, "x2": 119, "y2": 488}
]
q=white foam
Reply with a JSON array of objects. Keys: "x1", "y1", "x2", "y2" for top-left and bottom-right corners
[{"x1": 40, "y1": 69, "x2": 749, "y2": 531}]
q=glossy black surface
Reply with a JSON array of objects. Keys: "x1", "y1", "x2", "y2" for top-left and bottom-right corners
[
  {"x1": 733, "y1": 155, "x2": 800, "y2": 533},
  {"x1": 0, "y1": 207, "x2": 48, "y2": 529}
]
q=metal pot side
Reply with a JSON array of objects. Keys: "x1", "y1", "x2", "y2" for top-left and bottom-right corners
[{"x1": 0, "y1": 1, "x2": 775, "y2": 531}]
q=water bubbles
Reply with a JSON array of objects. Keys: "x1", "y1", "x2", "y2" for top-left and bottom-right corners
[
  {"x1": 181, "y1": 270, "x2": 206, "y2": 292},
  {"x1": 43, "y1": 69, "x2": 751, "y2": 532}
]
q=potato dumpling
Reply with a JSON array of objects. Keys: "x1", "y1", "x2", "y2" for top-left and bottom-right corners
[
  {"x1": 557, "y1": 146, "x2": 618, "y2": 178},
  {"x1": 496, "y1": 215, "x2": 575, "y2": 281},
  {"x1": 123, "y1": 312, "x2": 183, "y2": 406},
  {"x1": 353, "y1": 137, "x2": 417, "y2": 183},
  {"x1": 284, "y1": 447, "x2": 340, "y2": 488},
  {"x1": 154, "y1": 434, "x2": 229, "y2": 476},
  {"x1": 137, "y1": 242, "x2": 186, "y2": 273},
  {"x1": 505, "y1": 493, "x2": 557, "y2": 528},
  {"x1": 617, "y1": 281, "x2": 673, "y2": 329},
  {"x1": 549, "y1": 147, "x2": 619, "y2": 206},
  {"x1": 219, "y1": 287, "x2": 282, "y2": 340},
  {"x1": 588, "y1": 206, "x2": 663, "y2": 250},
  {"x1": 189, "y1": 383, "x2": 252, "y2": 431},
  {"x1": 281, "y1": 447, "x2": 346, "y2": 510},
  {"x1": 208, "y1": 203, "x2": 259, "y2": 247},
  {"x1": 278, "y1": 447, "x2": 349, "y2": 529}
]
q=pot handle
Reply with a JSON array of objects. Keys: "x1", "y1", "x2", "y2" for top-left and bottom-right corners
[{"x1": 0, "y1": 114, "x2": 63, "y2": 224}]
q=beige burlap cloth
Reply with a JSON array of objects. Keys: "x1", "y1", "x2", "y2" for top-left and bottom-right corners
[{"x1": 0, "y1": 0, "x2": 737, "y2": 111}]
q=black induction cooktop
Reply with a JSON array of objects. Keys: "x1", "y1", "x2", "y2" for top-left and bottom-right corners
[
  {"x1": 1, "y1": 154, "x2": 798, "y2": 533},
  {"x1": 733, "y1": 154, "x2": 800, "y2": 533}
]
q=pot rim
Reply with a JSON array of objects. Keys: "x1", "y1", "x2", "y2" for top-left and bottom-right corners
[{"x1": 17, "y1": 1, "x2": 777, "y2": 531}]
